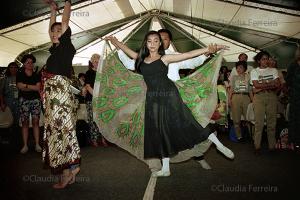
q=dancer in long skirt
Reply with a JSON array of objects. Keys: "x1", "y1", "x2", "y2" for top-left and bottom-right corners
[
  {"x1": 42, "y1": 0, "x2": 80, "y2": 188},
  {"x1": 106, "y1": 31, "x2": 234, "y2": 177}
]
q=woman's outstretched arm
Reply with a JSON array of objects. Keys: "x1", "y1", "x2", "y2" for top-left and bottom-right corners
[
  {"x1": 162, "y1": 44, "x2": 229, "y2": 65},
  {"x1": 105, "y1": 36, "x2": 138, "y2": 60}
]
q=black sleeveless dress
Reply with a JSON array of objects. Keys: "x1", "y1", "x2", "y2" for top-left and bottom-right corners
[{"x1": 140, "y1": 59, "x2": 210, "y2": 159}]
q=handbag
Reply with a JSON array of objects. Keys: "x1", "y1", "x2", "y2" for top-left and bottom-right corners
[
  {"x1": 0, "y1": 107, "x2": 14, "y2": 128},
  {"x1": 77, "y1": 103, "x2": 88, "y2": 122}
]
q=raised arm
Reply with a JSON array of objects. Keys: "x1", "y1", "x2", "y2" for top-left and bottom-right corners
[
  {"x1": 105, "y1": 36, "x2": 138, "y2": 60},
  {"x1": 162, "y1": 44, "x2": 228, "y2": 65},
  {"x1": 61, "y1": 0, "x2": 72, "y2": 34},
  {"x1": 46, "y1": 0, "x2": 58, "y2": 36}
]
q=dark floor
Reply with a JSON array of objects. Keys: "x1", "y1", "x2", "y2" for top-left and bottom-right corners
[{"x1": 1, "y1": 127, "x2": 300, "y2": 200}]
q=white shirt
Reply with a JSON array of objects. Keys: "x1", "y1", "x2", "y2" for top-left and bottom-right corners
[
  {"x1": 117, "y1": 48, "x2": 208, "y2": 81},
  {"x1": 250, "y1": 67, "x2": 279, "y2": 88}
]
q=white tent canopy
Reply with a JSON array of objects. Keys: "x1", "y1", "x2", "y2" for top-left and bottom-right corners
[{"x1": 0, "y1": 0, "x2": 299, "y2": 68}]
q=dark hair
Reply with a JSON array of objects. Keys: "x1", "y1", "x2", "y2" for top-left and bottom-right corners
[
  {"x1": 5, "y1": 62, "x2": 19, "y2": 76},
  {"x1": 220, "y1": 66, "x2": 228, "y2": 73},
  {"x1": 88, "y1": 61, "x2": 93, "y2": 69},
  {"x1": 50, "y1": 22, "x2": 62, "y2": 31},
  {"x1": 21, "y1": 54, "x2": 36, "y2": 64},
  {"x1": 235, "y1": 61, "x2": 247, "y2": 71},
  {"x1": 238, "y1": 53, "x2": 248, "y2": 60},
  {"x1": 253, "y1": 51, "x2": 270, "y2": 63},
  {"x1": 78, "y1": 73, "x2": 85, "y2": 79},
  {"x1": 158, "y1": 29, "x2": 173, "y2": 41},
  {"x1": 270, "y1": 57, "x2": 277, "y2": 68},
  {"x1": 134, "y1": 31, "x2": 165, "y2": 73}
]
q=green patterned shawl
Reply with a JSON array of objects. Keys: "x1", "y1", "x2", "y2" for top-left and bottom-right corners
[{"x1": 93, "y1": 43, "x2": 223, "y2": 162}]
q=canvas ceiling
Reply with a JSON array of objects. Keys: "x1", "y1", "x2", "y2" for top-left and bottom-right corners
[{"x1": 1, "y1": 0, "x2": 299, "y2": 69}]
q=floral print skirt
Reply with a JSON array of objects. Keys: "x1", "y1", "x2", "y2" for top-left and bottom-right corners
[{"x1": 42, "y1": 75, "x2": 81, "y2": 174}]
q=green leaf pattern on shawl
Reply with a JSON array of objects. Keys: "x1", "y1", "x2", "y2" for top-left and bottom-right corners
[{"x1": 93, "y1": 45, "x2": 223, "y2": 161}]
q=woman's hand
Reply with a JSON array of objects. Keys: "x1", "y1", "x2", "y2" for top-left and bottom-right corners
[
  {"x1": 207, "y1": 44, "x2": 230, "y2": 54},
  {"x1": 105, "y1": 35, "x2": 138, "y2": 59},
  {"x1": 44, "y1": 0, "x2": 58, "y2": 10},
  {"x1": 105, "y1": 36, "x2": 121, "y2": 49}
]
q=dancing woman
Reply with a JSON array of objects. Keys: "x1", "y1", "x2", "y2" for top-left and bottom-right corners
[
  {"x1": 42, "y1": 0, "x2": 80, "y2": 188},
  {"x1": 106, "y1": 31, "x2": 234, "y2": 177}
]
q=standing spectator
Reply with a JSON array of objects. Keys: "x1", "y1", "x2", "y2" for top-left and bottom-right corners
[
  {"x1": 16, "y1": 54, "x2": 42, "y2": 154},
  {"x1": 229, "y1": 53, "x2": 254, "y2": 84},
  {"x1": 269, "y1": 57, "x2": 286, "y2": 91},
  {"x1": 286, "y1": 46, "x2": 300, "y2": 149},
  {"x1": 250, "y1": 51, "x2": 280, "y2": 155},
  {"x1": 77, "y1": 73, "x2": 86, "y2": 90},
  {"x1": 269, "y1": 57, "x2": 288, "y2": 116},
  {"x1": 0, "y1": 62, "x2": 20, "y2": 126},
  {"x1": 85, "y1": 53, "x2": 108, "y2": 147},
  {"x1": 218, "y1": 66, "x2": 229, "y2": 85},
  {"x1": 229, "y1": 61, "x2": 253, "y2": 142}
]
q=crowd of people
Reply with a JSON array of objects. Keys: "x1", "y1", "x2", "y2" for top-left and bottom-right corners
[
  {"x1": 0, "y1": 0, "x2": 299, "y2": 190},
  {"x1": 217, "y1": 50, "x2": 299, "y2": 154}
]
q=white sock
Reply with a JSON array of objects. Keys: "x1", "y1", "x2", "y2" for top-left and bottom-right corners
[
  {"x1": 208, "y1": 132, "x2": 223, "y2": 148},
  {"x1": 161, "y1": 157, "x2": 170, "y2": 172},
  {"x1": 208, "y1": 132, "x2": 234, "y2": 159}
]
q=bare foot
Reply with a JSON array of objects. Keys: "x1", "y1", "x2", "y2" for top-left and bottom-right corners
[
  {"x1": 69, "y1": 167, "x2": 80, "y2": 185},
  {"x1": 53, "y1": 173, "x2": 73, "y2": 189}
]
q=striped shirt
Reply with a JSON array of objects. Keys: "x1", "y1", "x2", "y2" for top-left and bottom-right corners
[{"x1": 250, "y1": 67, "x2": 279, "y2": 88}]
